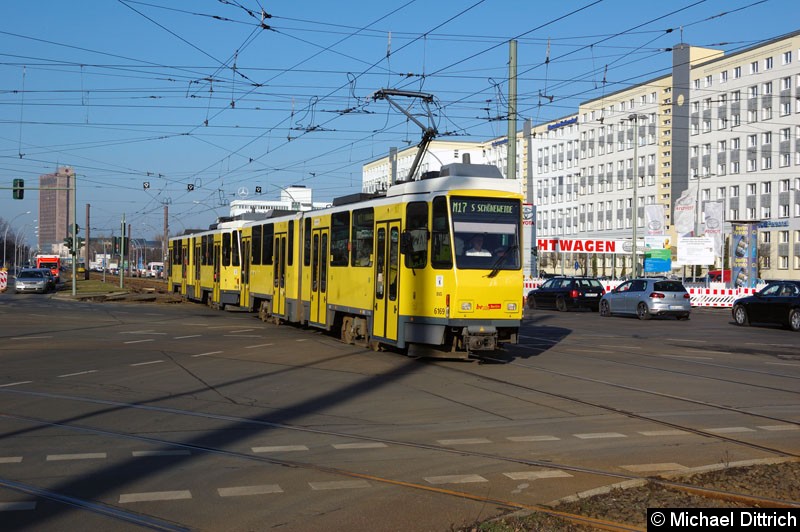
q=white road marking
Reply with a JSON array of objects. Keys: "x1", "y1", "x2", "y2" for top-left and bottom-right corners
[
  {"x1": 218, "y1": 485, "x2": 283, "y2": 497},
  {"x1": 309, "y1": 480, "x2": 370, "y2": 490},
  {"x1": 230, "y1": 329, "x2": 255, "y2": 333},
  {"x1": 119, "y1": 491, "x2": 192, "y2": 503},
  {"x1": 0, "y1": 457, "x2": 23, "y2": 463},
  {"x1": 662, "y1": 355, "x2": 713, "y2": 360},
  {"x1": 57, "y1": 370, "x2": 98, "y2": 378},
  {"x1": 174, "y1": 335, "x2": 202, "y2": 339},
  {"x1": 0, "y1": 502, "x2": 36, "y2": 511},
  {"x1": 436, "y1": 438, "x2": 491, "y2": 445},
  {"x1": 332, "y1": 443, "x2": 388, "y2": 449},
  {"x1": 573, "y1": 432, "x2": 627, "y2": 439},
  {"x1": 638, "y1": 430, "x2": 690, "y2": 437},
  {"x1": 192, "y1": 351, "x2": 223, "y2": 357},
  {"x1": 252, "y1": 445, "x2": 308, "y2": 453},
  {"x1": 0, "y1": 381, "x2": 32, "y2": 388},
  {"x1": 507, "y1": 435, "x2": 560, "y2": 442},
  {"x1": 705, "y1": 426, "x2": 755, "y2": 434},
  {"x1": 503, "y1": 470, "x2": 572, "y2": 480},
  {"x1": 622, "y1": 463, "x2": 688, "y2": 473},
  {"x1": 130, "y1": 360, "x2": 164, "y2": 367},
  {"x1": 666, "y1": 338, "x2": 706, "y2": 343},
  {"x1": 10, "y1": 336, "x2": 52, "y2": 340},
  {"x1": 296, "y1": 339, "x2": 309, "y2": 342},
  {"x1": 223, "y1": 335, "x2": 261, "y2": 338},
  {"x1": 124, "y1": 339, "x2": 155, "y2": 345},
  {"x1": 767, "y1": 362, "x2": 800, "y2": 367},
  {"x1": 244, "y1": 343, "x2": 274, "y2": 349},
  {"x1": 47, "y1": 453, "x2": 107, "y2": 461},
  {"x1": 424, "y1": 474, "x2": 488, "y2": 485},
  {"x1": 757, "y1": 425, "x2": 799, "y2": 431},
  {"x1": 132, "y1": 450, "x2": 191, "y2": 457}
]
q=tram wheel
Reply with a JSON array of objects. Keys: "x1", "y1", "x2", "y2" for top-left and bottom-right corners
[{"x1": 341, "y1": 317, "x2": 355, "y2": 344}]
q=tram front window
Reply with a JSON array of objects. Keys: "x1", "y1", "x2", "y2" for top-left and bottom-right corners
[{"x1": 451, "y1": 197, "x2": 520, "y2": 271}]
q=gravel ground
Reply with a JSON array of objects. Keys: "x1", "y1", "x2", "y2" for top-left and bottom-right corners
[{"x1": 457, "y1": 459, "x2": 800, "y2": 531}]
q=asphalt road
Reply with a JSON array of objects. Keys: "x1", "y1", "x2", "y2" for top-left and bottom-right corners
[{"x1": 0, "y1": 292, "x2": 797, "y2": 531}]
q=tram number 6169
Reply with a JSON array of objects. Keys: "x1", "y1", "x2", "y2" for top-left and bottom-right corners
[{"x1": 433, "y1": 307, "x2": 447, "y2": 316}]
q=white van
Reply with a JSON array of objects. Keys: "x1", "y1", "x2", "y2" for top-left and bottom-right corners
[{"x1": 144, "y1": 262, "x2": 165, "y2": 278}]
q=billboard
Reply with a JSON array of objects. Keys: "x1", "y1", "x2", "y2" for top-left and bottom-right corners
[{"x1": 730, "y1": 221, "x2": 759, "y2": 288}]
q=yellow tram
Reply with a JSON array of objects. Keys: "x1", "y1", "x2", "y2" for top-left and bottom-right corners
[{"x1": 169, "y1": 163, "x2": 523, "y2": 358}]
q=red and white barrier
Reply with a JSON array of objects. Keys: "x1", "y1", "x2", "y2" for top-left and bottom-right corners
[
  {"x1": 523, "y1": 277, "x2": 761, "y2": 309},
  {"x1": 0, "y1": 270, "x2": 7, "y2": 292}
]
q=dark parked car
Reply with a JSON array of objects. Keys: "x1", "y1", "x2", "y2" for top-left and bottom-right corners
[
  {"x1": 600, "y1": 278, "x2": 691, "y2": 320},
  {"x1": 527, "y1": 276, "x2": 605, "y2": 311},
  {"x1": 731, "y1": 280, "x2": 800, "y2": 331}
]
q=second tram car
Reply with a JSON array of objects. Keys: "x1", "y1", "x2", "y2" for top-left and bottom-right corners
[{"x1": 169, "y1": 163, "x2": 523, "y2": 358}]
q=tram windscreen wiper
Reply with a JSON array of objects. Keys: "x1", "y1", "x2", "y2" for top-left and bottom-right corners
[{"x1": 485, "y1": 245, "x2": 518, "y2": 278}]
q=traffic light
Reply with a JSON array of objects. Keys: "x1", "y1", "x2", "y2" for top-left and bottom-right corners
[
  {"x1": 64, "y1": 237, "x2": 74, "y2": 253},
  {"x1": 75, "y1": 237, "x2": 85, "y2": 253},
  {"x1": 12, "y1": 178, "x2": 24, "y2": 199}
]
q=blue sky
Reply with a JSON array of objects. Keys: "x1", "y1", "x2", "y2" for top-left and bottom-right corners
[{"x1": 1, "y1": 0, "x2": 798, "y2": 243}]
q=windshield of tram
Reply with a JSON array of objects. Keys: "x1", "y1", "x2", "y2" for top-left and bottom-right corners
[{"x1": 450, "y1": 196, "x2": 521, "y2": 270}]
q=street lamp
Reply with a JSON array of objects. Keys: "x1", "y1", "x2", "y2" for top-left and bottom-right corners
[
  {"x1": 3, "y1": 210, "x2": 31, "y2": 269},
  {"x1": 629, "y1": 114, "x2": 647, "y2": 278}
]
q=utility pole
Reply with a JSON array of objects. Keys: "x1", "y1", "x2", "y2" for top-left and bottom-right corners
[
  {"x1": 120, "y1": 214, "x2": 125, "y2": 289},
  {"x1": 163, "y1": 205, "x2": 169, "y2": 264},
  {"x1": 85, "y1": 204, "x2": 91, "y2": 280},
  {"x1": 506, "y1": 39, "x2": 517, "y2": 180},
  {"x1": 71, "y1": 172, "x2": 77, "y2": 296},
  {"x1": 630, "y1": 114, "x2": 646, "y2": 278}
]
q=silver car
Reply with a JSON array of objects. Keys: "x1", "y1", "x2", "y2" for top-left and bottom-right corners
[
  {"x1": 599, "y1": 278, "x2": 691, "y2": 320},
  {"x1": 14, "y1": 269, "x2": 51, "y2": 294}
]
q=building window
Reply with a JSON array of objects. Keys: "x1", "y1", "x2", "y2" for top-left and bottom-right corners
[
  {"x1": 750, "y1": 61, "x2": 758, "y2": 74},
  {"x1": 765, "y1": 57, "x2": 773, "y2": 70},
  {"x1": 720, "y1": 70, "x2": 728, "y2": 83},
  {"x1": 733, "y1": 66, "x2": 741, "y2": 79},
  {"x1": 782, "y1": 51, "x2": 792, "y2": 65}
]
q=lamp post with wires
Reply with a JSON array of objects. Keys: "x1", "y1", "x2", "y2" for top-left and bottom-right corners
[
  {"x1": 3, "y1": 210, "x2": 31, "y2": 269},
  {"x1": 629, "y1": 114, "x2": 647, "y2": 278}
]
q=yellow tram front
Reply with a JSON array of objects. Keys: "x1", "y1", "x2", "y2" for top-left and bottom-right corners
[{"x1": 383, "y1": 164, "x2": 523, "y2": 358}]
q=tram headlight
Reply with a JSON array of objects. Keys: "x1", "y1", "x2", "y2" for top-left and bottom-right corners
[
  {"x1": 460, "y1": 301, "x2": 473, "y2": 312},
  {"x1": 507, "y1": 302, "x2": 517, "y2": 311}
]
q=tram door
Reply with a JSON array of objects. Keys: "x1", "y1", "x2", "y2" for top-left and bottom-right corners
[
  {"x1": 193, "y1": 239, "x2": 201, "y2": 297},
  {"x1": 273, "y1": 233, "x2": 287, "y2": 317},
  {"x1": 309, "y1": 228, "x2": 328, "y2": 326},
  {"x1": 212, "y1": 241, "x2": 221, "y2": 304},
  {"x1": 240, "y1": 236, "x2": 251, "y2": 309},
  {"x1": 180, "y1": 241, "x2": 189, "y2": 295},
  {"x1": 373, "y1": 221, "x2": 400, "y2": 342}
]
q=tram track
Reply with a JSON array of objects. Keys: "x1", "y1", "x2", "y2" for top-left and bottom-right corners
[{"x1": 1, "y1": 406, "x2": 796, "y2": 532}]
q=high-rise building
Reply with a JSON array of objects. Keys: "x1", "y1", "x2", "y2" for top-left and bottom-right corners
[{"x1": 38, "y1": 167, "x2": 74, "y2": 254}]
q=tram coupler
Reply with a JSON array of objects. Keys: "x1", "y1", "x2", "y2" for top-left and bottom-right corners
[{"x1": 462, "y1": 325, "x2": 498, "y2": 352}]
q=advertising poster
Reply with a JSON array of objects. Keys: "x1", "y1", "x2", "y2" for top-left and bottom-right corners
[
  {"x1": 677, "y1": 236, "x2": 715, "y2": 265},
  {"x1": 644, "y1": 204, "x2": 665, "y2": 236},
  {"x1": 730, "y1": 221, "x2": 759, "y2": 288},
  {"x1": 644, "y1": 248, "x2": 671, "y2": 272},
  {"x1": 704, "y1": 200, "x2": 724, "y2": 258},
  {"x1": 523, "y1": 203, "x2": 535, "y2": 277},
  {"x1": 673, "y1": 185, "x2": 697, "y2": 237}
]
